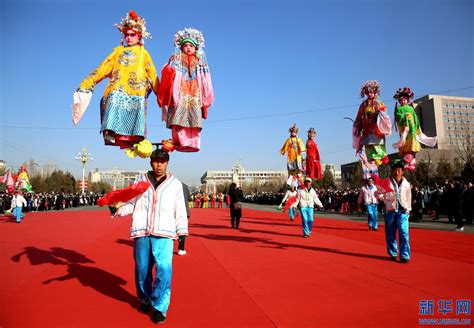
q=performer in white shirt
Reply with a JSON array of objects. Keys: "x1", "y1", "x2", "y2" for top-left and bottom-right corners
[
  {"x1": 358, "y1": 177, "x2": 379, "y2": 231},
  {"x1": 294, "y1": 178, "x2": 323, "y2": 238}
]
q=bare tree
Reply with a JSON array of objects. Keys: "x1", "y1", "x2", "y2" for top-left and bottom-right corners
[{"x1": 450, "y1": 120, "x2": 473, "y2": 179}]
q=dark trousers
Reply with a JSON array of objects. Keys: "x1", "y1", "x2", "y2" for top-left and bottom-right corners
[
  {"x1": 455, "y1": 208, "x2": 464, "y2": 228},
  {"x1": 178, "y1": 236, "x2": 186, "y2": 251},
  {"x1": 230, "y1": 207, "x2": 242, "y2": 228}
]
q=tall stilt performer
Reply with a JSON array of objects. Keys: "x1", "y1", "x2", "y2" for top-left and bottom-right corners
[
  {"x1": 353, "y1": 80, "x2": 392, "y2": 166},
  {"x1": 16, "y1": 166, "x2": 32, "y2": 192},
  {"x1": 158, "y1": 27, "x2": 214, "y2": 152},
  {"x1": 392, "y1": 87, "x2": 438, "y2": 170},
  {"x1": 305, "y1": 128, "x2": 323, "y2": 180},
  {"x1": 72, "y1": 10, "x2": 159, "y2": 154},
  {"x1": 280, "y1": 124, "x2": 306, "y2": 185}
]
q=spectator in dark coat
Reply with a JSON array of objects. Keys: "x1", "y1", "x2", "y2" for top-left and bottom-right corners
[{"x1": 228, "y1": 183, "x2": 243, "y2": 229}]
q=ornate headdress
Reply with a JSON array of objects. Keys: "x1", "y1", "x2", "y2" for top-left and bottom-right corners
[
  {"x1": 174, "y1": 27, "x2": 205, "y2": 49},
  {"x1": 307, "y1": 127, "x2": 317, "y2": 136},
  {"x1": 114, "y1": 10, "x2": 151, "y2": 40},
  {"x1": 393, "y1": 87, "x2": 414, "y2": 100},
  {"x1": 289, "y1": 124, "x2": 299, "y2": 134},
  {"x1": 360, "y1": 80, "x2": 381, "y2": 98}
]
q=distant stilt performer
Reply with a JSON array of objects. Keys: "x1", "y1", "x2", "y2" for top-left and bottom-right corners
[
  {"x1": 353, "y1": 80, "x2": 392, "y2": 167},
  {"x1": 305, "y1": 128, "x2": 322, "y2": 180},
  {"x1": 392, "y1": 87, "x2": 437, "y2": 170},
  {"x1": 280, "y1": 124, "x2": 306, "y2": 178}
]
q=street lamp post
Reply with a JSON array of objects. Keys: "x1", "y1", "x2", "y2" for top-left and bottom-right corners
[{"x1": 75, "y1": 148, "x2": 93, "y2": 194}]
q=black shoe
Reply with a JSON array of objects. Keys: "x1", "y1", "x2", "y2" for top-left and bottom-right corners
[
  {"x1": 400, "y1": 258, "x2": 410, "y2": 263},
  {"x1": 389, "y1": 256, "x2": 397, "y2": 261},
  {"x1": 152, "y1": 310, "x2": 166, "y2": 324},
  {"x1": 137, "y1": 303, "x2": 151, "y2": 314}
]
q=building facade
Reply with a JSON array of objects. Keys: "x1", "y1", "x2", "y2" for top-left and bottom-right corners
[
  {"x1": 414, "y1": 94, "x2": 474, "y2": 150},
  {"x1": 201, "y1": 162, "x2": 288, "y2": 189},
  {"x1": 89, "y1": 168, "x2": 148, "y2": 190},
  {"x1": 201, "y1": 162, "x2": 341, "y2": 190}
]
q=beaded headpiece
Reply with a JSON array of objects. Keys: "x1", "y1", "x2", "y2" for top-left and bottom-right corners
[
  {"x1": 393, "y1": 87, "x2": 414, "y2": 100},
  {"x1": 360, "y1": 80, "x2": 381, "y2": 98},
  {"x1": 289, "y1": 124, "x2": 299, "y2": 134},
  {"x1": 174, "y1": 27, "x2": 205, "y2": 49},
  {"x1": 115, "y1": 10, "x2": 151, "y2": 40},
  {"x1": 307, "y1": 127, "x2": 317, "y2": 137}
]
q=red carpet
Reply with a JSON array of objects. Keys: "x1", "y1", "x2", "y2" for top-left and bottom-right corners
[{"x1": 1, "y1": 208, "x2": 472, "y2": 327}]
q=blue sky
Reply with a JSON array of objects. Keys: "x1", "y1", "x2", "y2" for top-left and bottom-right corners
[{"x1": 1, "y1": 0, "x2": 473, "y2": 185}]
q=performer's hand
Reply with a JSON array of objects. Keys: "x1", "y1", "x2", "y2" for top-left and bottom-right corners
[
  {"x1": 202, "y1": 106, "x2": 208, "y2": 119},
  {"x1": 113, "y1": 201, "x2": 125, "y2": 209}
]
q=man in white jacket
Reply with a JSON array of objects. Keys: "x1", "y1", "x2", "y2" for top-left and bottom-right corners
[
  {"x1": 10, "y1": 190, "x2": 27, "y2": 223},
  {"x1": 376, "y1": 162, "x2": 412, "y2": 263},
  {"x1": 116, "y1": 148, "x2": 188, "y2": 324},
  {"x1": 295, "y1": 177, "x2": 323, "y2": 238}
]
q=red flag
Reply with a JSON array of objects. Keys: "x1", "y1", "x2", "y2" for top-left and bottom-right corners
[
  {"x1": 283, "y1": 196, "x2": 298, "y2": 213},
  {"x1": 97, "y1": 181, "x2": 150, "y2": 207},
  {"x1": 373, "y1": 175, "x2": 394, "y2": 194}
]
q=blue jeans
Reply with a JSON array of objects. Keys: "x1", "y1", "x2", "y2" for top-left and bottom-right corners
[
  {"x1": 300, "y1": 207, "x2": 314, "y2": 236},
  {"x1": 384, "y1": 211, "x2": 410, "y2": 260},
  {"x1": 134, "y1": 236, "x2": 174, "y2": 315},
  {"x1": 13, "y1": 207, "x2": 23, "y2": 223},
  {"x1": 288, "y1": 207, "x2": 295, "y2": 220},
  {"x1": 366, "y1": 204, "x2": 378, "y2": 229}
]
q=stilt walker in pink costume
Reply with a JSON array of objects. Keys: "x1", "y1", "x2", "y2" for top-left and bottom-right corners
[
  {"x1": 72, "y1": 11, "x2": 159, "y2": 154},
  {"x1": 158, "y1": 28, "x2": 214, "y2": 152},
  {"x1": 305, "y1": 128, "x2": 323, "y2": 180},
  {"x1": 392, "y1": 87, "x2": 437, "y2": 170},
  {"x1": 352, "y1": 80, "x2": 392, "y2": 167}
]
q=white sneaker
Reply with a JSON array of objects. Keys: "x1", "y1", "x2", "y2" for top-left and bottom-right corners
[
  {"x1": 178, "y1": 250, "x2": 187, "y2": 256},
  {"x1": 454, "y1": 227, "x2": 464, "y2": 232}
]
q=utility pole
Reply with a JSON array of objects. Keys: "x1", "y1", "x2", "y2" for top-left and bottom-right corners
[{"x1": 75, "y1": 148, "x2": 93, "y2": 194}]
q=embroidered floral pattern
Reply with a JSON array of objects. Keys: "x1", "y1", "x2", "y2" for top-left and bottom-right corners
[
  {"x1": 119, "y1": 50, "x2": 137, "y2": 66},
  {"x1": 109, "y1": 69, "x2": 120, "y2": 87},
  {"x1": 128, "y1": 71, "x2": 147, "y2": 90}
]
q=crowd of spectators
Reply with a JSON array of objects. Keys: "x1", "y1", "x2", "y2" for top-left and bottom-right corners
[
  {"x1": 0, "y1": 191, "x2": 100, "y2": 214},
  {"x1": 243, "y1": 180, "x2": 473, "y2": 224},
  {"x1": 2, "y1": 179, "x2": 472, "y2": 226}
]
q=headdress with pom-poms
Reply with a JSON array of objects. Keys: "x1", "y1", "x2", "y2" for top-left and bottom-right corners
[
  {"x1": 289, "y1": 124, "x2": 299, "y2": 134},
  {"x1": 360, "y1": 80, "x2": 381, "y2": 98},
  {"x1": 114, "y1": 10, "x2": 151, "y2": 42},
  {"x1": 174, "y1": 27, "x2": 205, "y2": 49},
  {"x1": 307, "y1": 127, "x2": 317, "y2": 137},
  {"x1": 393, "y1": 87, "x2": 414, "y2": 100}
]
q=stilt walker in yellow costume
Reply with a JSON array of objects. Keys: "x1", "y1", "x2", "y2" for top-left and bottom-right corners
[
  {"x1": 71, "y1": 10, "x2": 159, "y2": 156},
  {"x1": 280, "y1": 124, "x2": 306, "y2": 179}
]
